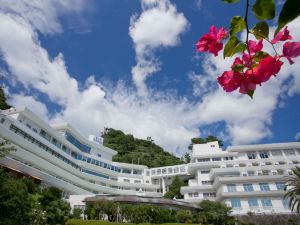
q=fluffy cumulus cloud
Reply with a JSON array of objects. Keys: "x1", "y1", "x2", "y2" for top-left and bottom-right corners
[
  {"x1": 1, "y1": 0, "x2": 300, "y2": 155},
  {"x1": 0, "y1": 0, "x2": 89, "y2": 34},
  {"x1": 129, "y1": 0, "x2": 189, "y2": 96}
]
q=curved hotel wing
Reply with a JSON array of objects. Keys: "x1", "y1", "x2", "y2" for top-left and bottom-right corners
[{"x1": 1, "y1": 107, "x2": 300, "y2": 215}]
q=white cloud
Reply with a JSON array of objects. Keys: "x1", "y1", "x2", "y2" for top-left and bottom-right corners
[
  {"x1": 8, "y1": 94, "x2": 48, "y2": 121},
  {"x1": 295, "y1": 132, "x2": 300, "y2": 141},
  {"x1": 129, "y1": 0, "x2": 189, "y2": 96},
  {"x1": 0, "y1": 0, "x2": 88, "y2": 34}
]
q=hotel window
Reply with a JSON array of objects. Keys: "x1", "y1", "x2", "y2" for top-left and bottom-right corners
[
  {"x1": 212, "y1": 157, "x2": 221, "y2": 161},
  {"x1": 157, "y1": 169, "x2": 161, "y2": 174},
  {"x1": 227, "y1": 184, "x2": 237, "y2": 192},
  {"x1": 261, "y1": 198, "x2": 272, "y2": 209},
  {"x1": 276, "y1": 182, "x2": 285, "y2": 190},
  {"x1": 230, "y1": 198, "x2": 242, "y2": 209},
  {"x1": 247, "y1": 152, "x2": 256, "y2": 159},
  {"x1": 224, "y1": 156, "x2": 233, "y2": 161},
  {"x1": 282, "y1": 198, "x2": 290, "y2": 209},
  {"x1": 259, "y1": 183, "x2": 270, "y2": 191},
  {"x1": 248, "y1": 171, "x2": 255, "y2": 176},
  {"x1": 40, "y1": 129, "x2": 51, "y2": 141},
  {"x1": 285, "y1": 149, "x2": 295, "y2": 156},
  {"x1": 202, "y1": 180, "x2": 213, "y2": 185},
  {"x1": 271, "y1": 150, "x2": 282, "y2": 156},
  {"x1": 198, "y1": 158, "x2": 210, "y2": 162},
  {"x1": 188, "y1": 193, "x2": 193, "y2": 198},
  {"x1": 162, "y1": 168, "x2": 167, "y2": 174},
  {"x1": 151, "y1": 170, "x2": 156, "y2": 175},
  {"x1": 180, "y1": 166, "x2": 186, "y2": 172},
  {"x1": 134, "y1": 180, "x2": 141, "y2": 183},
  {"x1": 168, "y1": 168, "x2": 173, "y2": 174},
  {"x1": 248, "y1": 198, "x2": 259, "y2": 209},
  {"x1": 146, "y1": 171, "x2": 150, "y2": 176},
  {"x1": 243, "y1": 184, "x2": 254, "y2": 192},
  {"x1": 174, "y1": 167, "x2": 179, "y2": 173},
  {"x1": 201, "y1": 170, "x2": 210, "y2": 174},
  {"x1": 203, "y1": 193, "x2": 216, "y2": 198},
  {"x1": 259, "y1": 152, "x2": 269, "y2": 159}
]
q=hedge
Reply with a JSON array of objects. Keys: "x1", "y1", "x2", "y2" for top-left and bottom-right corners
[{"x1": 67, "y1": 219, "x2": 195, "y2": 225}]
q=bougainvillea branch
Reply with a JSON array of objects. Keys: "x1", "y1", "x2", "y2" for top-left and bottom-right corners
[{"x1": 195, "y1": 0, "x2": 300, "y2": 98}]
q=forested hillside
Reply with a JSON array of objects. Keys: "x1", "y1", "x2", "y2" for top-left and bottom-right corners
[{"x1": 102, "y1": 128, "x2": 184, "y2": 168}]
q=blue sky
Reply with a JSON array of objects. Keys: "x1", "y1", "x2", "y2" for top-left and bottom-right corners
[{"x1": 0, "y1": 0, "x2": 299, "y2": 155}]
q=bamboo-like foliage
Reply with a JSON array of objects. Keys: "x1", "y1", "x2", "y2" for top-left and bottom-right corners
[{"x1": 284, "y1": 166, "x2": 300, "y2": 212}]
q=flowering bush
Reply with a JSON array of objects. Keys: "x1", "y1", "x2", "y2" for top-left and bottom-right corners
[{"x1": 195, "y1": 0, "x2": 300, "y2": 98}]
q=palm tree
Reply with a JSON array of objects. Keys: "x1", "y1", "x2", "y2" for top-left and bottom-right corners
[{"x1": 285, "y1": 166, "x2": 300, "y2": 212}]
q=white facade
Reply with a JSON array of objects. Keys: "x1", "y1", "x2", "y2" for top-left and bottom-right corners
[
  {"x1": 181, "y1": 141, "x2": 300, "y2": 214},
  {"x1": 0, "y1": 107, "x2": 299, "y2": 215}
]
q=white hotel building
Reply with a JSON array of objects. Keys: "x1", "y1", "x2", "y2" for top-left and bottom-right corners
[{"x1": 0, "y1": 107, "x2": 299, "y2": 214}]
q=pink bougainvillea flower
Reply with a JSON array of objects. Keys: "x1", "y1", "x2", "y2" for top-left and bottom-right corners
[
  {"x1": 271, "y1": 26, "x2": 293, "y2": 44},
  {"x1": 248, "y1": 40, "x2": 263, "y2": 54},
  {"x1": 282, "y1": 41, "x2": 300, "y2": 64},
  {"x1": 238, "y1": 68, "x2": 258, "y2": 94},
  {"x1": 217, "y1": 70, "x2": 242, "y2": 92},
  {"x1": 196, "y1": 25, "x2": 228, "y2": 56},
  {"x1": 254, "y1": 56, "x2": 283, "y2": 83}
]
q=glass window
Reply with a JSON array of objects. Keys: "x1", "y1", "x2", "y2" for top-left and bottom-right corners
[
  {"x1": 271, "y1": 150, "x2": 282, "y2": 156},
  {"x1": 248, "y1": 198, "x2": 259, "y2": 209},
  {"x1": 247, "y1": 152, "x2": 256, "y2": 159},
  {"x1": 227, "y1": 184, "x2": 237, "y2": 192},
  {"x1": 243, "y1": 184, "x2": 254, "y2": 192},
  {"x1": 259, "y1": 152, "x2": 269, "y2": 159},
  {"x1": 230, "y1": 198, "x2": 241, "y2": 209},
  {"x1": 168, "y1": 168, "x2": 173, "y2": 174},
  {"x1": 282, "y1": 198, "x2": 290, "y2": 209},
  {"x1": 198, "y1": 158, "x2": 210, "y2": 162},
  {"x1": 201, "y1": 170, "x2": 210, "y2": 174},
  {"x1": 259, "y1": 183, "x2": 270, "y2": 191},
  {"x1": 212, "y1": 157, "x2": 222, "y2": 161},
  {"x1": 276, "y1": 182, "x2": 285, "y2": 191},
  {"x1": 285, "y1": 149, "x2": 295, "y2": 156},
  {"x1": 261, "y1": 198, "x2": 272, "y2": 209}
]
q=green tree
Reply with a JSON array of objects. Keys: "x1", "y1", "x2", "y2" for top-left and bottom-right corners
[
  {"x1": 0, "y1": 138, "x2": 16, "y2": 158},
  {"x1": 40, "y1": 187, "x2": 70, "y2": 225},
  {"x1": 285, "y1": 166, "x2": 300, "y2": 212},
  {"x1": 196, "y1": 200, "x2": 236, "y2": 225},
  {"x1": 184, "y1": 152, "x2": 191, "y2": 163},
  {"x1": 188, "y1": 135, "x2": 223, "y2": 150},
  {"x1": 164, "y1": 175, "x2": 185, "y2": 199},
  {"x1": 175, "y1": 209, "x2": 193, "y2": 223},
  {"x1": 0, "y1": 87, "x2": 10, "y2": 110},
  {"x1": 0, "y1": 170, "x2": 32, "y2": 225},
  {"x1": 70, "y1": 208, "x2": 83, "y2": 219},
  {"x1": 102, "y1": 128, "x2": 184, "y2": 167}
]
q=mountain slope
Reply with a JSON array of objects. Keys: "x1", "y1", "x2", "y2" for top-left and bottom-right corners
[{"x1": 102, "y1": 128, "x2": 184, "y2": 168}]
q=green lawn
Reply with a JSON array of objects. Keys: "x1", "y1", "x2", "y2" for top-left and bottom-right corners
[{"x1": 67, "y1": 219, "x2": 195, "y2": 225}]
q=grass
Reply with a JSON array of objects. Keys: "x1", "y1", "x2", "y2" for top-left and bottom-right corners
[{"x1": 67, "y1": 219, "x2": 195, "y2": 225}]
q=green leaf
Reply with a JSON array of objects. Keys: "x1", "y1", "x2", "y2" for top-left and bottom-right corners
[
  {"x1": 254, "y1": 51, "x2": 269, "y2": 62},
  {"x1": 222, "y1": 0, "x2": 240, "y2": 3},
  {"x1": 252, "y1": 0, "x2": 275, "y2": 20},
  {"x1": 247, "y1": 90, "x2": 254, "y2": 98},
  {"x1": 224, "y1": 36, "x2": 239, "y2": 58},
  {"x1": 232, "y1": 64, "x2": 244, "y2": 72},
  {"x1": 275, "y1": 0, "x2": 300, "y2": 35},
  {"x1": 229, "y1": 16, "x2": 246, "y2": 36},
  {"x1": 252, "y1": 21, "x2": 269, "y2": 40},
  {"x1": 233, "y1": 42, "x2": 247, "y2": 54}
]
